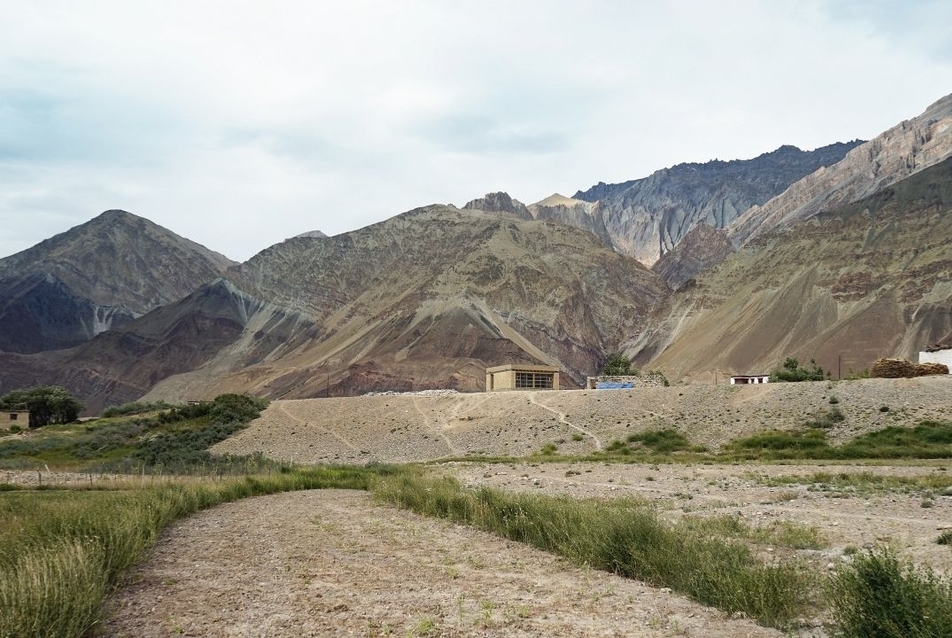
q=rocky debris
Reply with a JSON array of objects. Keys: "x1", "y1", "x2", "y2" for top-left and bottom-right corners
[
  {"x1": 924, "y1": 342, "x2": 952, "y2": 353},
  {"x1": 362, "y1": 389, "x2": 460, "y2": 397},
  {"x1": 871, "y1": 358, "x2": 949, "y2": 378}
]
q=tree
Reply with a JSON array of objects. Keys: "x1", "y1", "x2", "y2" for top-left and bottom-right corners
[
  {"x1": 602, "y1": 353, "x2": 634, "y2": 376},
  {"x1": 0, "y1": 386, "x2": 83, "y2": 427}
]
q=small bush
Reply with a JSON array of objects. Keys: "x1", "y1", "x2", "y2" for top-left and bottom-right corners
[
  {"x1": 879, "y1": 405, "x2": 890, "y2": 413},
  {"x1": 829, "y1": 396, "x2": 840, "y2": 405},
  {"x1": 770, "y1": 357, "x2": 826, "y2": 383},
  {"x1": 830, "y1": 546, "x2": 952, "y2": 637},
  {"x1": 937, "y1": 531, "x2": 952, "y2": 546},
  {"x1": 806, "y1": 407, "x2": 845, "y2": 429}
]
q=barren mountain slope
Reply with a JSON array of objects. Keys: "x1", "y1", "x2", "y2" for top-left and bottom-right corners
[
  {"x1": 571, "y1": 142, "x2": 860, "y2": 267},
  {"x1": 629, "y1": 156, "x2": 952, "y2": 381},
  {"x1": 0, "y1": 210, "x2": 235, "y2": 354},
  {"x1": 115, "y1": 205, "x2": 668, "y2": 406},
  {"x1": 729, "y1": 93, "x2": 952, "y2": 246}
]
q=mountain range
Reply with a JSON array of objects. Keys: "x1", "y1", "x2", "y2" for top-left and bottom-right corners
[{"x1": 1, "y1": 93, "x2": 951, "y2": 412}]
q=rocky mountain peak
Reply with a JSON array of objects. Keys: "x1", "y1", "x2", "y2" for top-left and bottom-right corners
[
  {"x1": 729, "y1": 93, "x2": 952, "y2": 246},
  {"x1": 462, "y1": 192, "x2": 532, "y2": 219},
  {"x1": 0, "y1": 210, "x2": 237, "y2": 353},
  {"x1": 568, "y1": 141, "x2": 862, "y2": 268},
  {"x1": 294, "y1": 230, "x2": 330, "y2": 239}
]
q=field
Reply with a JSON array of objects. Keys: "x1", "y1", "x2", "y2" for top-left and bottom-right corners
[{"x1": 2, "y1": 378, "x2": 952, "y2": 637}]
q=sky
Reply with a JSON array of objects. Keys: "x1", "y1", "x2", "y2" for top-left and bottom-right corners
[{"x1": 2, "y1": 1, "x2": 951, "y2": 262}]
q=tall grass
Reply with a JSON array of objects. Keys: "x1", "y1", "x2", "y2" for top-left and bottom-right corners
[
  {"x1": 0, "y1": 466, "x2": 391, "y2": 638},
  {"x1": 830, "y1": 546, "x2": 952, "y2": 637},
  {"x1": 372, "y1": 471, "x2": 813, "y2": 628}
]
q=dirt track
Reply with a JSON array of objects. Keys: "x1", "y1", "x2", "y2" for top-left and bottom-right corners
[{"x1": 100, "y1": 490, "x2": 783, "y2": 638}]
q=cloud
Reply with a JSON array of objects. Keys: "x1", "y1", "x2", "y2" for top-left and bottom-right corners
[{"x1": 1, "y1": 1, "x2": 951, "y2": 261}]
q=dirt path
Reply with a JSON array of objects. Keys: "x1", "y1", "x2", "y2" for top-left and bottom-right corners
[
  {"x1": 99, "y1": 490, "x2": 781, "y2": 638},
  {"x1": 528, "y1": 392, "x2": 603, "y2": 451}
]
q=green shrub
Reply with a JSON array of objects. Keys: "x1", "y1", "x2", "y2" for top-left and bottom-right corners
[
  {"x1": 722, "y1": 429, "x2": 831, "y2": 460},
  {"x1": 770, "y1": 357, "x2": 826, "y2": 383},
  {"x1": 100, "y1": 401, "x2": 175, "y2": 418},
  {"x1": 601, "y1": 354, "x2": 635, "y2": 376},
  {"x1": 830, "y1": 546, "x2": 952, "y2": 637},
  {"x1": 937, "y1": 531, "x2": 952, "y2": 546},
  {"x1": 627, "y1": 429, "x2": 693, "y2": 453},
  {"x1": 839, "y1": 421, "x2": 952, "y2": 459}
]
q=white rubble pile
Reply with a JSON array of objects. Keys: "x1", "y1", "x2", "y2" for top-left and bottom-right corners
[{"x1": 362, "y1": 389, "x2": 460, "y2": 397}]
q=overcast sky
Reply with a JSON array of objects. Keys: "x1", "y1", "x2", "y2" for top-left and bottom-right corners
[{"x1": 2, "y1": 1, "x2": 951, "y2": 261}]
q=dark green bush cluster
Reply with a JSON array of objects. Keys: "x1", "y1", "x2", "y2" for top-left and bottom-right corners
[
  {"x1": 723, "y1": 428, "x2": 829, "y2": 458},
  {"x1": 151, "y1": 394, "x2": 267, "y2": 426},
  {"x1": 722, "y1": 421, "x2": 952, "y2": 461},
  {"x1": 627, "y1": 428, "x2": 696, "y2": 453},
  {"x1": 120, "y1": 395, "x2": 269, "y2": 471},
  {"x1": 603, "y1": 429, "x2": 702, "y2": 456},
  {"x1": 0, "y1": 393, "x2": 270, "y2": 472},
  {"x1": 601, "y1": 353, "x2": 636, "y2": 375},
  {"x1": 770, "y1": 357, "x2": 827, "y2": 382},
  {"x1": 830, "y1": 547, "x2": 952, "y2": 637},
  {"x1": 100, "y1": 401, "x2": 175, "y2": 418}
]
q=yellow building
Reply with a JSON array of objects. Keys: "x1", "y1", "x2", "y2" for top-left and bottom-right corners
[
  {"x1": 3, "y1": 410, "x2": 29, "y2": 428},
  {"x1": 486, "y1": 364, "x2": 560, "y2": 391}
]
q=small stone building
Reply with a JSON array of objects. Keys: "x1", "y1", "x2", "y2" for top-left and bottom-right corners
[
  {"x1": 730, "y1": 375, "x2": 769, "y2": 385},
  {"x1": 486, "y1": 364, "x2": 560, "y2": 391},
  {"x1": 3, "y1": 410, "x2": 29, "y2": 428}
]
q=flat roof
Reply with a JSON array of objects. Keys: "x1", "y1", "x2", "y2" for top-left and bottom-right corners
[{"x1": 486, "y1": 364, "x2": 560, "y2": 373}]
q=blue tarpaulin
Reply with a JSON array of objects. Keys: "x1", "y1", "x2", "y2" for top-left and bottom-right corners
[{"x1": 596, "y1": 382, "x2": 634, "y2": 389}]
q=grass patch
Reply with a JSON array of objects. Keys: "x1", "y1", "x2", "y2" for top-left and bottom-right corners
[
  {"x1": 830, "y1": 546, "x2": 952, "y2": 637},
  {"x1": 751, "y1": 471, "x2": 952, "y2": 496},
  {"x1": 721, "y1": 420, "x2": 952, "y2": 461}
]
